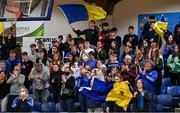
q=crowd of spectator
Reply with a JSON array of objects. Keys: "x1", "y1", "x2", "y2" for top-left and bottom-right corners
[{"x1": 0, "y1": 16, "x2": 179, "y2": 112}]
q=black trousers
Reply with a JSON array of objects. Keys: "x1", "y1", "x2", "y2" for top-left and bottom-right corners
[{"x1": 170, "y1": 72, "x2": 180, "y2": 86}]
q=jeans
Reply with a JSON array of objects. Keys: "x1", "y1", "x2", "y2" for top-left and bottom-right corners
[
  {"x1": 0, "y1": 96, "x2": 8, "y2": 112},
  {"x1": 78, "y1": 93, "x2": 87, "y2": 112},
  {"x1": 33, "y1": 88, "x2": 49, "y2": 103},
  {"x1": 60, "y1": 98, "x2": 74, "y2": 112}
]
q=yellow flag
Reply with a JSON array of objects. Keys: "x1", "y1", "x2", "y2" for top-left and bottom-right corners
[
  {"x1": 85, "y1": 5, "x2": 107, "y2": 21},
  {"x1": 106, "y1": 82, "x2": 133, "y2": 111},
  {"x1": 153, "y1": 21, "x2": 168, "y2": 37},
  {"x1": 0, "y1": 22, "x2": 4, "y2": 33}
]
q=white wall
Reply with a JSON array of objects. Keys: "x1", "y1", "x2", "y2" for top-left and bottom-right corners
[
  {"x1": 43, "y1": 0, "x2": 180, "y2": 38},
  {"x1": 44, "y1": 0, "x2": 89, "y2": 38},
  {"x1": 110, "y1": 0, "x2": 180, "y2": 37}
]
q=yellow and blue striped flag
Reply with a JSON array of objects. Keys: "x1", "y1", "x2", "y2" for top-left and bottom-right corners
[{"x1": 59, "y1": 4, "x2": 107, "y2": 23}]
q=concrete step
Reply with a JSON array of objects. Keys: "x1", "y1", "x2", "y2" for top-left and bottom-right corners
[{"x1": 175, "y1": 108, "x2": 180, "y2": 112}]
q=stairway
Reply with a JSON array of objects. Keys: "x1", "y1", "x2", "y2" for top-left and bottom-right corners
[{"x1": 175, "y1": 103, "x2": 180, "y2": 112}]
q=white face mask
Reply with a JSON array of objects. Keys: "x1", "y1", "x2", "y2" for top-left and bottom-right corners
[{"x1": 20, "y1": 91, "x2": 26, "y2": 97}]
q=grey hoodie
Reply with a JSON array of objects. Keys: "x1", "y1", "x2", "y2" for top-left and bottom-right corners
[
  {"x1": 29, "y1": 64, "x2": 50, "y2": 90},
  {"x1": 7, "y1": 74, "x2": 25, "y2": 94}
]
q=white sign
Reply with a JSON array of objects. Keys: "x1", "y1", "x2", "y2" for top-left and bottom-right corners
[
  {"x1": 22, "y1": 37, "x2": 57, "y2": 54},
  {"x1": 16, "y1": 21, "x2": 44, "y2": 37}
]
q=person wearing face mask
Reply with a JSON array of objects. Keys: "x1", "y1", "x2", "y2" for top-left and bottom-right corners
[
  {"x1": 7, "y1": 65, "x2": 25, "y2": 94},
  {"x1": 29, "y1": 63, "x2": 50, "y2": 102},
  {"x1": 12, "y1": 87, "x2": 33, "y2": 112},
  {"x1": 21, "y1": 52, "x2": 33, "y2": 91}
]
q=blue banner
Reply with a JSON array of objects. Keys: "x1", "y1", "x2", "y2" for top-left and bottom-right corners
[{"x1": 138, "y1": 12, "x2": 180, "y2": 37}]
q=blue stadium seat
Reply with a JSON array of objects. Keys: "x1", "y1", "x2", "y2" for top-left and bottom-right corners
[
  {"x1": 156, "y1": 94, "x2": 172, "y2": 106},
  {"x1": 167, "y1": 86, "x2": 180, "y2": 96},
  {"x1": 153, "y1": 103, "x2": 163, "y2": 112},
  {"x1": 167, "y1": 86, "x2": 180, "y2": 109},
  {"x1": 55, "y1": 103, "x2": 62, "y2": 112},
  {"x1": 160, "y1": 78, "x2": 171, "y2": 94},
  {"x1": 162, "y1": 78, "x2": 171, "y2": 86},
  {"x1": 47, "y1": 93, "x2": 54, "y2": 102},
  {"x1": 33, "y1": 101, "x2": 42, "y2": 112},
  {"x1": 155, "y1": 94, "x2": 173, "y2": 112},
  {"x1": 160, "y1": 86, "x2": 167, "y2": 94},
  {"x1": 48, "y1": 102, "x2": 55, "y2": 112},
  {"x1": 153, "y1": 95, "x2": 157, "y2": 103},
  {"x1": 41, "y1": 103, "x2": 50, "y2": 112}
]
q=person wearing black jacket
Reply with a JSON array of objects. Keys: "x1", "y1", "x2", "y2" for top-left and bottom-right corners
[
  {"x1": 164, "y1": 30, "x2": 172, "y2": 43},
  {"x1": 95, "y1": 41, "x2": 107, "y2": 62},
  {"x1": 105, "y1": 27, "x2": 121, "y2": 52},
  {"x1": 143, "y1": 22, "x2": 162, "y2": 48},
  {"x1": 60, "y1": 66, "x2": 75, "y2": 112},
  {"x1": 99, "y1": 22, "x2": 110, "y2": 46},
  {"x1": 0, "y1": 70, "x2": 9, "y2": 112},
  {"x1": 123, "y1": 26, "x2": 138, "y2": 50},
  {"x1": 48, "y1": 40, "x2": 61, "y2": 59},
  {"x1": 0, "y1": 36, "x2": 5, "y2": 60},
  {"x1": 73, "y1": 20, "x2": 99, "y2": 46},
  {"x1": 49, "y1": 64, "x2": 63, "y2": 103},
  {"x1": 133, "y1": 79, "x2": 152, "y2": 112},
  {"x1": 4, "y1": 33, "x2": 16, "y2": 60},
  {"x1": 142, "y1": 15, "x2": 156, "y2": 37},
  {"x1": 21, "y1": 52, "x2": 33, "y2": 91},
  {"x1": 63, "y1": 34, "x2": 73, "y2": 55},
  {"x1": 36, "y1": 49, "x2": 49, "y2": 66},
  {"x1": 174, "y1": 24, "x2": 180, "y2": 45},
  {"x1": 36, "y1": 40, "x2": 47, "y2": 59},
  {"x1": 57, "y1": 35, "x2": 65, "y2": 56}
]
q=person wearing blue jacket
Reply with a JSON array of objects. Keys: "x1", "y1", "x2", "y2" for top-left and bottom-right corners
[
  {"x1": 78, "y1": 67, "x2": 91, "y2": 112},
  {"x1": 12, "y1": 87, "x2": 33, "y2": 112},
  {"x1": 5, "y1": 50, "x2": 20, "y2": 73},
  {"x1": 136, "y1": 60, "x2": 158, "y2": 94}
]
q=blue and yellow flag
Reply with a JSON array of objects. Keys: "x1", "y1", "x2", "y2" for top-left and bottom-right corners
[
  {"x1": 59, "y1": 4, "x2": 107, "y2": 23},
  {"x1": 79, "y1": 78, "x2": 133, "y2": 111},
  {"x1": 106, "y1": 82, "x2": 133, "y2": 111},
  {"x1": 0, "y1": 22, "x2": 4, "y2": 33}
]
